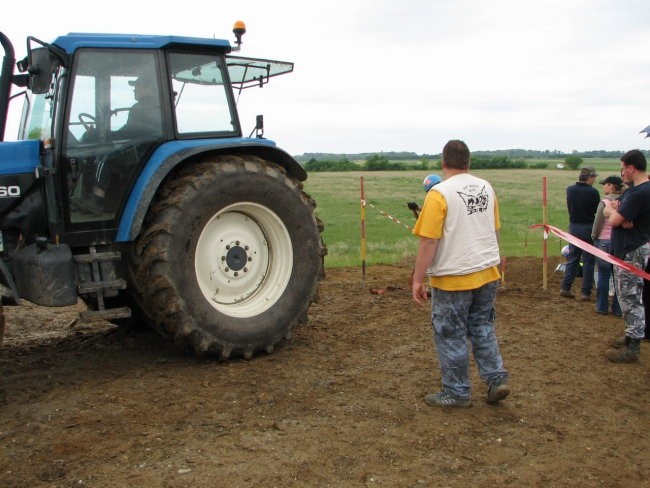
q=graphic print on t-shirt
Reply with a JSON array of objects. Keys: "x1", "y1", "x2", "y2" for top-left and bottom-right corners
[{"x1": 456, "y1": 185, "x2": 489, "y2": 215}]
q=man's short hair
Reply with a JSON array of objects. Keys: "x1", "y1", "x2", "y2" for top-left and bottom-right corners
[
  {"x1": 442, "y1": 140, "x2": 470, "y2": 170},
  {"x1": 621, "y1": 149, "x2": 647, "y2": 172}
]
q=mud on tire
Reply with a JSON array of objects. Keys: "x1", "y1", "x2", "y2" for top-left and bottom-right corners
[{"x1": 128, "y1": 154, "x2": 325, "y2": 359}]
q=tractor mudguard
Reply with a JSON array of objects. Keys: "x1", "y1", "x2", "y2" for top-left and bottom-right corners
[{"x1": 117, "y1": 138, "x2": 305, "y2": 242}]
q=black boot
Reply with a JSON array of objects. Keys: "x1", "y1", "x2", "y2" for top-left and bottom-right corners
[
  {"x1": 605, "y1": 336, "x2": 640, "y2": 363},
  {"x1": 610, "y1": 335, "x2": 626, "y2": 348}
]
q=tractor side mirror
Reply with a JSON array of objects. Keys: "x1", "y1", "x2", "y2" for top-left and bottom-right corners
[
  {"x1": 248, "y1": 114, "x2": 264, "y2": 138},
  {"x1": 255, "y1": 114, "x2": 264, "y2": 137},
  {"x1": 27, "y1": 47, "x2": 53, "y2": 94}
]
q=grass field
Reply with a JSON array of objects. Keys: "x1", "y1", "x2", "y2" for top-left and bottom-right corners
[{"x1": 303, "y1": 159, "x2": 622, "y2": 268}]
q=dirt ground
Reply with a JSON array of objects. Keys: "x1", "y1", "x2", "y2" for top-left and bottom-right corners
[{"x1": 0, "y1": 256, "x2": 649, "y2": 488}]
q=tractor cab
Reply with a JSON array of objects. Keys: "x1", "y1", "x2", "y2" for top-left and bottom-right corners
[{"x1": 2, "y1": 32, "x2": 294, "y2": 245}]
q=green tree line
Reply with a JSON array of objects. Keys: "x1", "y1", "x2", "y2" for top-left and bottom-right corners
[
  {"x1": 303, "y1": 154, "x2": 548, "y2": 172},
  {"x1": 296, "y1": 148, "x2": 650, "y2": 164}
]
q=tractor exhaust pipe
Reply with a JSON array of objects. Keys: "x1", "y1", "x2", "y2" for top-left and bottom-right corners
[{"x1": 0, "y1": 32, "x2": 16, "y2": 142}]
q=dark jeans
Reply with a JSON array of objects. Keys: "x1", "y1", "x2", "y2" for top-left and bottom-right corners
[
  {"x1": 560, "y1": 223, "x2": 595, "y2": 296},
  {"x1": 594, "y1": 239, "x2": 621, "y2": 315}
]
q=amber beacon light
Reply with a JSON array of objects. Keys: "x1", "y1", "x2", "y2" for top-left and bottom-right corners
[{"x1": 233, "y1": 21, "x2": 246, "y2": 49}]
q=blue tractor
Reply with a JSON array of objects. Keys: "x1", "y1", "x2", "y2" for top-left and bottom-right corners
[{"x1": 0, "y1": 24, "x2": 326, "y2": 358}]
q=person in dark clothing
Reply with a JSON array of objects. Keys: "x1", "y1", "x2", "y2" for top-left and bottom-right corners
[
  {"x1": 88, "y1": 76, "x2": 163, "y2": 212},
  {"x1": 604, "y1": 150, "x2": 650, "y2": 362},
  {"x1": 560, "y1": 167, "x2": 600, "y2": 300},
  {"x1": 110, "y1": 76, "x2": 162, "y2": 140},
  {"x1": 646, "y1": 174, "x2": 650, "y2": 341},
  {"x1": 644, "y1": 173, "x2": 650, "y2": 341}
]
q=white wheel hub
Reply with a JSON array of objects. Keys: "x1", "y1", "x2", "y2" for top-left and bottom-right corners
[{"x1": 195, "y1": 202, "x2": 293, "y2": 318}]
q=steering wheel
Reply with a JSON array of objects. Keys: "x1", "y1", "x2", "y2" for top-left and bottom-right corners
[{"x1": 79, "y1": 113, "x2": 97, "y2": 131}]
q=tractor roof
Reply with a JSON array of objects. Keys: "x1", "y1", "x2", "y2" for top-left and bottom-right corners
[{"x1": 52, "y1": 33, "x2": 232, "y2": 54}]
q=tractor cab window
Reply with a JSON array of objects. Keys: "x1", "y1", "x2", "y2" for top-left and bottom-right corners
[
  {"x1": 63, "y1": 50, "x2": 163, "y2": 224},
  {"x1": 168, "y1": 52, "x2": 236, "y2": 135},
  {"x1": 19, "y1": 92, "x2": 53, "y2": 141},
  {"x1": 17, "y1": 66, "x2": 67, "y2": 142}
]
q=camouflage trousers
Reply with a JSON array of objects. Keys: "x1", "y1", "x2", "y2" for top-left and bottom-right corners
[
  {"x1": 430, "y1": 280, "x2": 508, "y2": 399},
  {"x1": 614, "y1": 243, "x2": 650, "y2": 340}
]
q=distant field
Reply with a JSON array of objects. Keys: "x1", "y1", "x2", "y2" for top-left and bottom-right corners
[{"x1": 303, "y1": 160, "x2": 622, "y2": 268}]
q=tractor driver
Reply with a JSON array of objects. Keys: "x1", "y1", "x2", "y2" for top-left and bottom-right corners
[
  {"x1": 87, "y1": 75, "x2": 163, "y2": 213},
  {"x1": 81, "y1": 75, "x2": 162, "y2": 142},
  {"x1": 111, "y1": 75, "x2": 163, "y2": 139}
]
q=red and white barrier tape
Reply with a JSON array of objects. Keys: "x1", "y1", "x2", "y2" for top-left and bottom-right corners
[
  {"x1": 531, "y1": 224, "x2": 650, "y2": 281},
  {"x1": 361, "y1": 200, "x2": 413, "y2": 231}
]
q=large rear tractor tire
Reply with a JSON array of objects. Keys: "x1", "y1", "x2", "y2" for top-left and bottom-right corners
[{"x1": 129, "y1": 155, "x2": 325, "y2": 359}]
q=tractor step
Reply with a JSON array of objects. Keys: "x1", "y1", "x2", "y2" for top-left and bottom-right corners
[
  {"x1": 74, "y1": 246, "x2": 132, "y2": 321},
  {"x1": 78, "y1": 278, "x2": 126, "y2": 294},
  {"x1": 74, "y1": 251, "x2": 123, "y2": 264},
  {"x1": 80, "y1": 306, "x2": 132, "y2": 321}
]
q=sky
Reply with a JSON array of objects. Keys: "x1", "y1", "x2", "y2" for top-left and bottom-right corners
[{"x1": 3, "y1": 0, "x2": 650, "y2": 156}]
